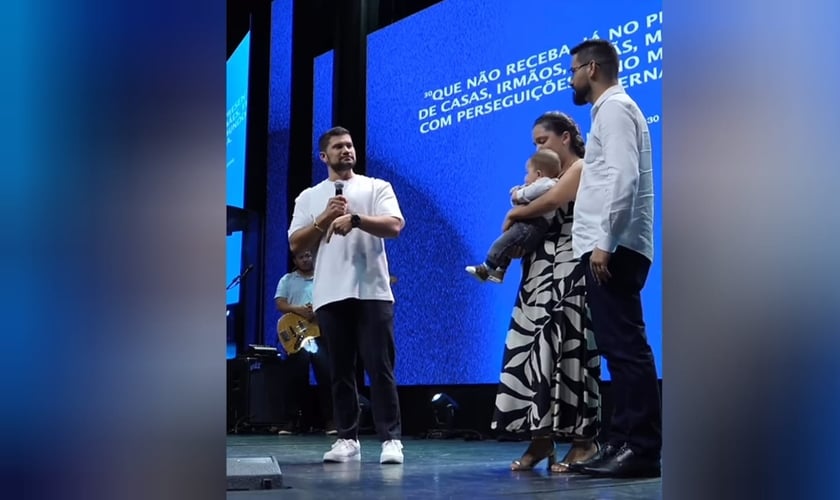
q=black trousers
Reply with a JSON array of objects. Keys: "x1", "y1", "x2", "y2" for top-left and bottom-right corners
[
  {"x1": 281, "y1": 337, "x2": 332, "y2": 427},
  {"x1": 316, "y1": 299, "x2": 401, "y2": 441},
  {"x1": 581, "y1": 246, "x2": 661, "y2": 458}
]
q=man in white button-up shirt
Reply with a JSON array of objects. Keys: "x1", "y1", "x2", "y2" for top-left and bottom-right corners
[{"x1": 565, "y1": 40, "x2": 661, "y2": 479}]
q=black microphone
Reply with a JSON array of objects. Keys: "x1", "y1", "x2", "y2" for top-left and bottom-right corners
[
  {"x1": 240, "y1": 264, "x2": 254, "y2": 279},
  {"x1": 335, "y1": 181, "x2": 344, "y2": 196}
]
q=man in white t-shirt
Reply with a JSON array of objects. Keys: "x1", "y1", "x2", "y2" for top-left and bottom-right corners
[{"x1": 288, "y1": 126, "x2": 405, "y2": 465}]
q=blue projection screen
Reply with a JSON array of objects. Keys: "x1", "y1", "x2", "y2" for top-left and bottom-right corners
[
  {"x1": 367, "y1": 0, "x2": 662, "y2": 384},
  {"x1": 227, "y1": 32, "x2": 250, "y2": 210},
  {"x1": 226, "y1": 32, "x2": 250, "y2": 306},
  {"x1": 226, "y1": 232, "x2": 243, "y2": 305}
]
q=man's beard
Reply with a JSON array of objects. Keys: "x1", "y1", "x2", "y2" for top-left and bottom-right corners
[
  {"x1": 331, "y1": 158, "x2": 355, "y2": 171},
  {"x1": 572, "y1": 84, "x2": 590, "y2": 106}
]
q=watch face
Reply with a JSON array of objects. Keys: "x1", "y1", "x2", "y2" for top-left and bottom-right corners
[{"x1": 351, "y1": 215, "x2": 360, "y2": 227}]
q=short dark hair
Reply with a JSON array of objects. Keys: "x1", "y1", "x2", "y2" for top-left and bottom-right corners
[
  {"x1": 533, "y1": 111, "x2": 586, "y2": 158},
  {"x1": 318, "y1": 126, "x2": 351, "y2": 152},
  {"x1": 529, "y1": 150, "x2": 562, "y2": 178},
  {"x1": 570, "y1": 39, "x2": 619, "y2": 80}
]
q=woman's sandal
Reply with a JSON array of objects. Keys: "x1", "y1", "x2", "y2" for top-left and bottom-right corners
[
  {"x1": 511, "y1": 439, "x2": 557, "y2": 471},
  {"x1": 550, "y1": 441, "x2": 600, "y2": 473}
]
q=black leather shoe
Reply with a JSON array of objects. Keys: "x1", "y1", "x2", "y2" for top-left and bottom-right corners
[
  {"x1": 578, "y1": 444, "x2": 661, "y2": 478},
  {"x1": 567, "y1": 442, "x2": 622, "y2": 472}
]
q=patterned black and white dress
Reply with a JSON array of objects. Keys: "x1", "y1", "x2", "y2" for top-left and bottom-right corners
[{"x1": 491, "y1": 200, "x2": 601, "y2": 440}]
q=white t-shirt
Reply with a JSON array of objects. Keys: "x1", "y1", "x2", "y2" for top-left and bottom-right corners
[{"x1": 288, "y1": 174, "x2": 404, "y2": 311}]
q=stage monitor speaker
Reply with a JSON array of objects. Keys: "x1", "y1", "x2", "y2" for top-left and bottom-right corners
[
  {"x1": 226, "y1": 456, "x2": 283, "y2": 490},
  {"x1": 227, "y1": 356, "x2": 286, "y2": 431}
]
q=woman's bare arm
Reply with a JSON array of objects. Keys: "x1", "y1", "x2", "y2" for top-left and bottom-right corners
[{"x1": 503, "y1": 160, "x2": 582, "y2": 231}]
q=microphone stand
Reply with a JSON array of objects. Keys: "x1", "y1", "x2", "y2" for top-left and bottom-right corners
[{"x1": 227, "y1": 265, "x2": 254, "y2": 290}]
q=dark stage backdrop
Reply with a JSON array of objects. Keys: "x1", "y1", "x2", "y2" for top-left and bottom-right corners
[
  {"x1": 313, "y1": 50, "x2": 334, "y2": 184},
  {"x1": 264, "y1": 0, "x2": 293, "y2": 345},
  {"x1": 365, "y1": 0, "x2": 662, "y2": 384}
]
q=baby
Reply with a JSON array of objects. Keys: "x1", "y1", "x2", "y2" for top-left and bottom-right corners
[{"x1": 466, "y1": 149, "x2": 561, "y2": 283}]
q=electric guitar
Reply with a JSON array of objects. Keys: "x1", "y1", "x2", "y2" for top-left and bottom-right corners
[
  {"x1": 276, "y1": 312, "x2": 320, "y2": 355},
  {"x1": 276, "y1": 276, "x2": 397, "y2": 355}
]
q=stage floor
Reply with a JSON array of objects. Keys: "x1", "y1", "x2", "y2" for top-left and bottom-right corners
[{"x1": 227, "y1": 435, "x2": 661, "y2": 499}]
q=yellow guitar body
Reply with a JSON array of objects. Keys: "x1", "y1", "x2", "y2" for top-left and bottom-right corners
[{"x1": 276, "y1": 312, "x2": 320, "y2": 355}]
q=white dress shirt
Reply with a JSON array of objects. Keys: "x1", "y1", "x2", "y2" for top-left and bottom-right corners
[{"x1": 573, "y1": 85, "x2": 654, "y2": 262}]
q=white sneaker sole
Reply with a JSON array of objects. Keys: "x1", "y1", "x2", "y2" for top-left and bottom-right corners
[
  {"x1": 380, "y1": 454, "x2": 404, "y2": 464},
  {"x1": 323, "y1": 452, "x2": 361, "y2": 463}
]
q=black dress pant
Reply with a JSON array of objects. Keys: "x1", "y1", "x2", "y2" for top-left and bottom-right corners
[
  {"x1": 281, "y1": 337, "x2": 332, "y2": 428},
  {"x1": 316, "y1": 299, "x2": 401, "y2": 441},
  {"x1": 582, "y1": 246, "x2": 661, "y2": 459}
]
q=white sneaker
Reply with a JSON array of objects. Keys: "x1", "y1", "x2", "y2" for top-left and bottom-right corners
[
  {"x1": 380, "y1": 439, "x2": 404, "y2": 464},
  {"x1": 323, "y1": 438, "x2": 361, "y2": 463},
  {"x1": 466, "y1": 264, "x2": 504, "y2": 284},
  {"x1": 465, "y1": 265, "x2": 488, "y2": 282}
]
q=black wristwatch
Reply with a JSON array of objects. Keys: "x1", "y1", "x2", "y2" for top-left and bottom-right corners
[{"x1": 350, "y1": 214, "x2": 361, "y2": 228}]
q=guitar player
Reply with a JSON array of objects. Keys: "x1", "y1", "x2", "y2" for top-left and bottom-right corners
[{"x1": 273, "y1": 249, "x2": 336, "y2": 435}]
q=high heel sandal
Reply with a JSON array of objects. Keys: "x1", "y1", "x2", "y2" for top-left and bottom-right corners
[
  {"x1": 510, "y1": 439, "x2": 556, "y2": 471},
  {"x1": 550, "y1": 440, "x2": 600, "y2": 473}
]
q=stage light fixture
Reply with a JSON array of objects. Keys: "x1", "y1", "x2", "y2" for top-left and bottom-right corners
[{"x1": 430, "y1": 393, "x2": 458, "y2": 432}]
